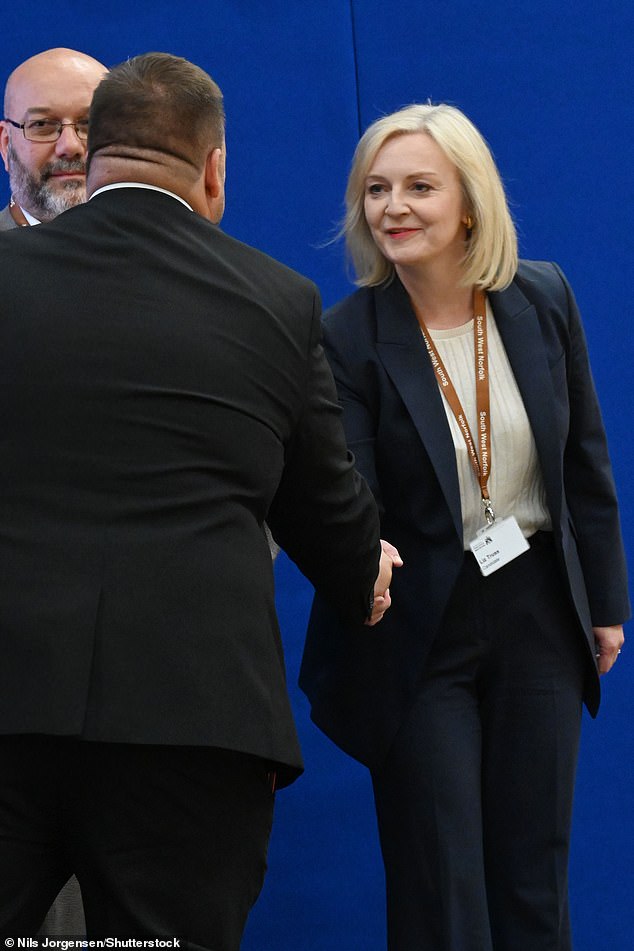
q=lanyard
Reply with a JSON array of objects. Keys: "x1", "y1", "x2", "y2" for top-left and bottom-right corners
[
  {"x1": 417, "y1": 288, "x2": 495, "y2": 525},
  {"x1": 9, "y1": 196, "x2": 29, "y2": 227}
]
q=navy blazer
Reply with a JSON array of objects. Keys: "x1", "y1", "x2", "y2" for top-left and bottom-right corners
[{"x1": 300, "y1": 260, "x2": 630, "y2": 770}]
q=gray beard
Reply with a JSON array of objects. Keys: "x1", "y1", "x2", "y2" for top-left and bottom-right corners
[{"x1": 7, "y1": 143, "x2": 86, "y2": 221}]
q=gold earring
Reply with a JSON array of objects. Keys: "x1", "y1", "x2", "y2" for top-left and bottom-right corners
[{"x1": 465, "y1": 215, "x2": 474, "y2": 230}]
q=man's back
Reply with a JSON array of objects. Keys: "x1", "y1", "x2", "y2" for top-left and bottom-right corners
[
  {"x1": 0, "y1": 187, "x2": 377, "y2": 783},
  {"x1": 0, "y1": 52, "x2": 392, "y2": 944}
]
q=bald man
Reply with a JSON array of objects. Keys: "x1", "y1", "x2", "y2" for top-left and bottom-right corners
[
  {"x1": 0, "y1": 47, "x2": 105, "y2": 228},
  {"x1": 0, "y1": 48, "x2": 105, "y2": 935}
]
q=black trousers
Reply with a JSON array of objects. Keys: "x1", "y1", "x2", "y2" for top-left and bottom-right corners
[
  {"x1": 372, "y1": 533, "x2": 588, "y2": 951},
  {"x1": 0, "y1": 739, "x2": 275, "y2": 950}
]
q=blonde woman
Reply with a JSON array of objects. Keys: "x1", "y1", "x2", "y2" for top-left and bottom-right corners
[{"x1": 301, "y1": 104, "x2": 629, "y2": 951}]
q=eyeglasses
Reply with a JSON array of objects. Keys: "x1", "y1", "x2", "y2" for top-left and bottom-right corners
[{"x1": 3, "y1": 117, "x2": 89, "y2": 142}]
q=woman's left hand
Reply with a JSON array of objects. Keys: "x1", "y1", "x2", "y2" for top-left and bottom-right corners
[{"x1": 593, "y1": 625, "x2": 625, "y2": 674}]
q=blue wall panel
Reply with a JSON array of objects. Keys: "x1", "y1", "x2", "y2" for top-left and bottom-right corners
[{"x1": 0, "y1": 2, "x2": 631, "y2": 948}]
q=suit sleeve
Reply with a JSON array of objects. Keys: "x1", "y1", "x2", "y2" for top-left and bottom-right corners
[
  {"x1": 319, "y1": 315, "x2": 384, "y2": 515},
  {"x1": 267, "y1": 292, "x2": 380, "y2": 624},
  {"x1": 555, "y1": 264, "x2": 631, "y2": 625}
]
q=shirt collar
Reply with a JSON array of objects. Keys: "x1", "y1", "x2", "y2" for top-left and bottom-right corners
[
  {"x1": 89, "y1": 182, "x2": 194, "y2": 212},
  {"x1": 22, "y1": 207, "x2": 41, "y2": 226}
]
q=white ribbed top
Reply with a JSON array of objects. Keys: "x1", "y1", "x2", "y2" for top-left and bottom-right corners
[{"x1": 428, "y1": 303, "x2": 551, "y2": 548}]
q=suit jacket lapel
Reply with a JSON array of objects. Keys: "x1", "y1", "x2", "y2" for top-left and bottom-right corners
[
  {"x1": 489, "y1": 281, "x2": 563, "y2": 525},
  {"x1": 373, "y1": 276, "x2": 564, "y2": 541},
  {"x1": 374, "y1": 280, "x2": 464, "y2": 540}
]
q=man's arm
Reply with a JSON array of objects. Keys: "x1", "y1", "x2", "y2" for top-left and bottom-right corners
[{"x1": 267, "y1": 299, "x2": 384, "y2": 624}]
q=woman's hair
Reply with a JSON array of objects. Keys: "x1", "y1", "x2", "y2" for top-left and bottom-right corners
[{"x1": 343, "y1": 103, "x2": 518, "y2": 290}]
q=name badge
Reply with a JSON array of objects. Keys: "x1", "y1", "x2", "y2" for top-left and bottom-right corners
[{"x1": 469, "y1": 516, "x2": 529, "y2": 576}]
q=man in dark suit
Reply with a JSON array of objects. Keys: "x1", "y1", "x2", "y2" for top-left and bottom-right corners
[
  {"x1": 0, "y1": 52, "x2": 397, "y2": 947},
  {"x1": 0, "y1": 45, "x2": 107, "y2": 937}
]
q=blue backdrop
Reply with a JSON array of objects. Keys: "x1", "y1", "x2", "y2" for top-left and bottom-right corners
[{"x1": 1, "y1": 3, "x2": 631, "y2": 948}]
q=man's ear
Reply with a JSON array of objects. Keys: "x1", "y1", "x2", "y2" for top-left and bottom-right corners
[
  {"x1": 203, "y1": 146, "x2": 225, "y2": 223},
  {"x1": 0, "y1": 123, "x2": 11, "y2": 173}
]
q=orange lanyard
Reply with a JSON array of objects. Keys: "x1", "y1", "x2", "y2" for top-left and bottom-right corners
[
  {"x1": 9, "y1": 197, "x2": 29, "y2": 227},
  {"x1": 417, "y1": 288, "x2": 495, "y2": 524}
]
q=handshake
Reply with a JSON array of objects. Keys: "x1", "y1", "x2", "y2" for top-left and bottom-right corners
[{"x1": 365, "y1": 539, "x2": 403, "y2": 627}]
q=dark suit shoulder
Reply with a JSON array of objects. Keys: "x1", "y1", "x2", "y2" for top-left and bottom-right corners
[
  {"x1": 201, "y1": 225, "x2": 320, "y2": 342},
  {"x1": 324, "y1": 286, "x2": 375, "y2": 325},
  {"x1": 210, "y1": 221, "x2": 318, "y2": 296},
  {"x1": 322, "y1": 287, "x2": 382, "y2": 356},
  {"x1": 490, "y1": 260, "x2": 578, "y2": 361},
  {"x1": 70, "y1": 188, "x2": 318, "y2": 299},
  {"x1": 513, "y1": 259, "x2": 572, "y2": 309},
  {"x1": 321, "y1": 291, "x2": 380, "y2": 385}
]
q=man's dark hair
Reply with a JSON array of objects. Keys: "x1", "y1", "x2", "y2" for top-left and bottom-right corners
[{"x1": 88, "y1": 52, "x2": 225, "y2": 168}]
